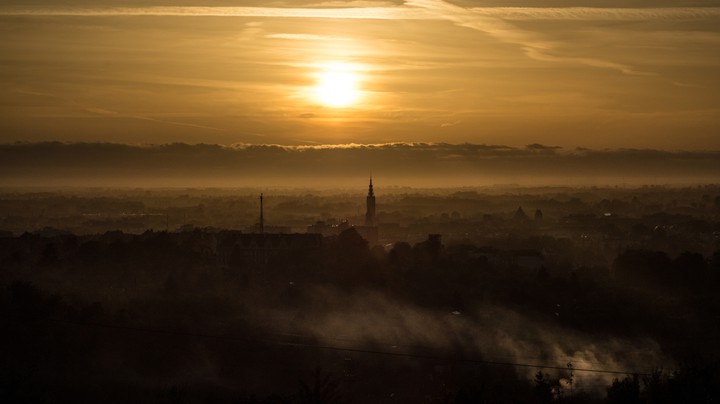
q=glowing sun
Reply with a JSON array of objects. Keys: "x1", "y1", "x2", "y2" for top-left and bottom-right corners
[{"x1": 314, "y1": 63, "x2": 361, "y2": 108}]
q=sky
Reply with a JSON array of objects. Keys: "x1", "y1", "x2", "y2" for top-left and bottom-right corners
[{"x1": 1, "y1": 0, "x2": 720, "y2": 150}]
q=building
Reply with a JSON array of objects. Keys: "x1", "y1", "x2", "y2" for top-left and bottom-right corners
[
  {"x1": 218, "y1": 193, "x2": 321, "y2": 265},
  {"x1": 218, "y1": 231, "x2": 322, "y2": 265}
]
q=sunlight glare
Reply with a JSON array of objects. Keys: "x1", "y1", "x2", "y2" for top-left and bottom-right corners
[{"x1": 314, "y1": 62, "x2": 361, "y2": 108}]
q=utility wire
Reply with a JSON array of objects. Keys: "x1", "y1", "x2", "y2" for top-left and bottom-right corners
[
  {"x1": 52, "y1": 318, "x2": 653, "y2": 376},
  {"x1": 277, "y1": 340, "x2": 651, "y2": 376}
]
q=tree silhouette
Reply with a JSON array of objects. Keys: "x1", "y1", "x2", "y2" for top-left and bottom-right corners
[
  {"x1": 606, "y1": 375, "x2": 640, "y2": 404},
  {"x1": 298, "y1": 368, "x2": 342, "y2": 404},
  {"x1": 532, "y1": 371, "x2": 556, "y2": 404}
]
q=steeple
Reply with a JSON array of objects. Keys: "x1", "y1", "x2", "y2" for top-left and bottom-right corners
[{"x1": 365, "y1": 177, "x2": 376, "y2": 226}]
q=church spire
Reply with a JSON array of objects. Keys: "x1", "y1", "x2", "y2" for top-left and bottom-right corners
[{"x1": 365, "y1": 177, "x2": 376, "y2": 226}]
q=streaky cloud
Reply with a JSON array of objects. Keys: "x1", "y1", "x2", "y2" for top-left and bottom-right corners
[
  {"x1": 266, "y1": 33, "x2": 353, "y2": 41},
  {"x1": 0, "y1": 5, "x2": 435, "y2": 19},
  {"x1": 473, "y1": 7, "x2": 720, "y2": 21},
  {"x1": 85, "y1": 108, "x2": 223, "y2": 132},
  {"x1": 407, "y1": 0, "x2": 653, "y2": 75},
  {"x1": 1, "y1": 5, "x2": 718, "y2": 21}
]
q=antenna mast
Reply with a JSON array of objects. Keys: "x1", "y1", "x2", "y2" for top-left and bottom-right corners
[{"x1": 259, "y1": 193, "x2": 264, "y2": 234}]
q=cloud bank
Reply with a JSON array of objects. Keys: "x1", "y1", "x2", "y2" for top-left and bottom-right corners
[{"x1": 1, "y1": 142, "x2": 718, "y2": 187}]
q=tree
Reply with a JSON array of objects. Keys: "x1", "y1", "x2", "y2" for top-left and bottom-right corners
[
  {"x1": 672, "y1": 251, "x2": 706, "y2": 289},
  {"x1": 388, "y1": 241, "x2": 412, "y2": 270},
  {"x1": 298, "y1": 368, "x2": 342, "y2": 404},
  {"x1": 532, "y1": 371, "x2": 556, "y2": 404},
  {"x1": 606, "y1": 375, "x2": 640, "y2": 404}
]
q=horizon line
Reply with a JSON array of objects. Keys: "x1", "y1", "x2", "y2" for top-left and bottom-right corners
[
  {"x1": 3, "y1": 140, "x2": 720, "y2": 153},
  {"x1": 1, "y1": 5, "x2": 719, "y2": 21}
]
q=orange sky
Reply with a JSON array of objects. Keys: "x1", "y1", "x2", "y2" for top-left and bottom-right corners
[{"x1": 1, "y1": 1, "x2": 720, "y2": 149}]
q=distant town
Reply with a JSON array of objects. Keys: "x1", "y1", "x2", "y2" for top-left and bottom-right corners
[{"x1": 2, "y1": 182, "x2": 718, "y2": 270}]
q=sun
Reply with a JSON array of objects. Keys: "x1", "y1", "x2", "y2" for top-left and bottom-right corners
[{"x1": 314, "y1": 63, "x2": 361, "y2": 108}]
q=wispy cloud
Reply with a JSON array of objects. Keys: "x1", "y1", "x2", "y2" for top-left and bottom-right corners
[
  {"x1": 85, "y1": 108, "x2": 223, "y2": 131},
  {"x1": 471, "y1": 7, "x2": 720, "y2": 21},
  {"x1": 440, "y1": 120, "x2": 461, "y2": 127},
  {"x1": 1, "y1": 1, "x2": 715, "y2": 77},
  {"x1": 12, "y1": 89, "x2": 223, "y2": 131},
  {"x1": 266, "y1": 33, "x2": 352, "y2": 41},
  {"x1": 0, "y1": 5, "x2": 434, "y2": 20},
  {"x1": 3, "y1": 4, "x2": 717, "y2": 20},
  {"x1": 406, "y1": 0, "x2": 661, "y2": 75}
]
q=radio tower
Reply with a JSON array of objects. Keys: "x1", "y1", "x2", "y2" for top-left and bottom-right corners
[{"x1": 259, "y1": 193, "x2": 264, "y2": 234}]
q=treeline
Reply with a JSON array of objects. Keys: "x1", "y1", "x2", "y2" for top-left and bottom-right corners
[{"x1": 1, "y1": 228, "x2": 720, "y2": 403}]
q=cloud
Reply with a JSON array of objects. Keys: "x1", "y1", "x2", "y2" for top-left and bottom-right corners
[
  {"x1": 85, "y1": 108, "x2": 223, "y2": 131},
  {"x1": 2, "y1": 1, "x2": 716, "y2": 77},
  {"x1": 0, "y1": 5, "x2": 435, "y2": 19},
  {"x1": 10, "y1": 89, "x2": 224, "y2": 131},
  {"x1": 471, "y1": 7, "x2": 720, "y2": 21},
  {"x1": 440, "y1": 120, "x2": 461, "y2": 127},
  {"x1": 2, "y1": 4, "x2": 717, "y2": 21},
  {"x1": 0, "y1": 142, "x2": 718, "y2": 187},
  {"x1": 406, "y1": 0, "x2": 655, "y2": 75},
  {"x1": 266, "y1": 33, "x2": 352, "y2": 41},
  {"x1": 525, "y1": 143, "x2": 561, "y2": 151}
]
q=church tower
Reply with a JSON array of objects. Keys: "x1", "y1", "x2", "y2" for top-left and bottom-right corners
[{"x1": 365, "y1": 177, "x2": 376, "y2": 226}]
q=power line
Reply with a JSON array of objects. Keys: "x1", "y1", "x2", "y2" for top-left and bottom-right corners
[
  {"x1": 53, "y1": 318, "x2": 653, "y2": 376},
  {"x1": 279, "y1": 341, "x2": 651, "y2": 376}
]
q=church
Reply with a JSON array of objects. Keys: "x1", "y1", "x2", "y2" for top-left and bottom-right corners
[
  {"x1": 306, "y1": 177, "x2": 379, "y2": 245},
  {"x1": 354, "y1": 177, "x2": 379, "y2": 245}
]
